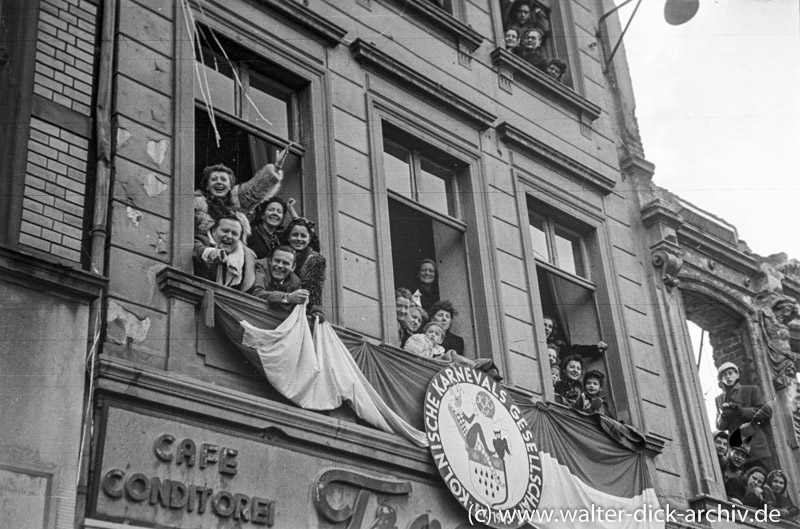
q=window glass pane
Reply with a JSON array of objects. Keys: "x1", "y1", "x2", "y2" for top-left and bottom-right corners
[
  {"x1": 418, "y1": 157, "x2": 454, "y2": 216},
  {"x1": 194, "y1": 47, "x2": 235, "y2": 116},
  {"x1": 384, "y1": 141, "x2": 413, "y2": 199},
  {"x1": 528, "y1": 212, "x2": 549, "y2": 262},
  {"x1": 554, "y1": 226, "x2": 585, "y2": 278},
  {"x1": 247, "y1": 70, "x2": 291, "y2": 139}
]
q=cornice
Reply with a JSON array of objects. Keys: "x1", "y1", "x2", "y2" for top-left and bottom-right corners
[
  {"x1": 490, "y1": 48, "x2": 602, "y2": 122},
  {"x1": 620, "y1": 153, "x2": 656, "y2": 181},
  {"x1": 0, "y1": 245, "x2": 107, "y2": 301},
  {"x1": 350, "y1": 39, "x2": 496, "y2": 130},
  {"x1": 678, "y1": 224, "x2": 760, "y2": 276},
  {"x1": 382, "y1": 0, "x2": 484, "y2": 53},
  {"x1": 96, "y1": 356, "x2": 435, "y2": 476},
  {"x1": 496, "y1": 121, "x2": 615, "y2": 195},
  {"x1": 640, "y1": 198, "x2": 684, "y2": 230},
  {"x1": 251, "y1": 0, "x2": 348, "y2": 46}
]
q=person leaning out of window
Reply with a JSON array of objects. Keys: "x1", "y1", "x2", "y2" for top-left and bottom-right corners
[{"x1": 193, "y1": 215, "x2": 256, "y2": 292}]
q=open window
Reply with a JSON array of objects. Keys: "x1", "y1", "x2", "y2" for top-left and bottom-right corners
[
  {"x1": 528, "y1": 197, "x2": 613, "y2": 410},
  {"x1": 498, "y1": 0, "x2": 574, "y2": 87},
  {"x1": 193, "y1": 29, "x2": 306, "y2": 213},
  {"x1": 382, "y1": 121, "x2": 475, "y2": 354}
]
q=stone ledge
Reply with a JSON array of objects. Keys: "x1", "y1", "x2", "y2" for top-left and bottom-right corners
[
  {"x1": 496, "y1": 121, "x2": 615, "y2": 195},
  {"x1": 0, "y1": 245, "x2": 106, "y2": 301},
  {"x1": 252, "y1": 0, "x2": 348, "y2": 46},
  {"x1": 95, "y1": 356, "x2": 435, "y2": 476},
  {"x1": 381, "y1": 0, "x2": 484, "y2": 53},
  {"x1": 490, "y1": 47, "x2": 602, "y2": 122},
  {"x1": 350, "y1": 38, "x2": 496, "y2": 130}
]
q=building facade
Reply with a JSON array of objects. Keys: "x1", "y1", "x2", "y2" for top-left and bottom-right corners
[{"x1": 1, "y1": 0, "x2": 799, "y2": 527}]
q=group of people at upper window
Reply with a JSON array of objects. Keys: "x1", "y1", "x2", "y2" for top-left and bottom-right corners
[
  {"x1": 544, "y1": 315, "x2": 612, "y2": 416},
  {"x1": 193, "y1": 160, "x2": 327, "y2": 321},
  {"x1": 501, "y1": 0, "x2": 568, "y2": 83},
  {"x1": 713, "y1": 361, "x2": 798, "y2": 519}
]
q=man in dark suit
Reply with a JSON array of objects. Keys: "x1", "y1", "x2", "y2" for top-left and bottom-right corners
[{"x1": 715, "y1": 362, "x2": 774, "y2": 472}]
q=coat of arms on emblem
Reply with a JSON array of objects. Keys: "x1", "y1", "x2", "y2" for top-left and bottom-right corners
[
  {"x1": 448, "y1": 386, "x2": 511, "y2": 507},
  {"x1": 424, "y1": 366, "x2": 542, "y2": 529}
]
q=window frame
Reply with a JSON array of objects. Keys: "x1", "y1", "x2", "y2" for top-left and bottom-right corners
[
  {"x1": 174, "y1": 3, "x2": 338, "y2": 313},
  {"x1": 518, "y1": 185, "x2": 632, "y2": 420},
  {"x1": 367, "y1": 96, "x2": 492, "y2": 353}
]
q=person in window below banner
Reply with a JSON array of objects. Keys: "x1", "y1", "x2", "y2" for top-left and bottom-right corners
[
  {"x1": 193, "y1": 216, "x2": 256, "y2": 292},
  {"x1": 403, "y1": 322, "x2": 447, "y2": 359},
  {"x1": 554, "y1": 354, "x2": 584, "y2": 407},
  {"x1": 410, "y1": 259, "x2": 439, "y2": 313},
  {"x1": 429, "y1": 300, "x2": 464, "y2": 355},
  {"x1": 249, "y1": 245, "x2": 324, "y2": 321},
  {"x1": 715, "y1": 361, "x2": 775, "y2": 472},
  {"x1": 194, "y1": 162, "x2": 283, "y2": 242},
  {"x1": 578, "y1": 370, "x2": 611, "y2": 416},
  {"x1": 395, "y1": 288, "x2": 414, "y2": 347},
  {"x1": 281, "y1": 218, "x2": 326, "y2": 310},
  {"x1": 249, "y1": 196, "x2": 289, "y2": 260},
  {"x1": 543, "y1": 315, "x2": 607, "y2": 365}
]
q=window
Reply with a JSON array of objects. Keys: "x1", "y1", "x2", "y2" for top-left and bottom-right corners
[
  {"x1": 193, "y1": 29, "x2": 305, "y2": 210},
  {"x1": 499, "y1": 0, "x2": 574, "y2": 87},
  {"x1": 381, "y1": 121, "x2": 474, "y2": 353},
  {"x1": 528, "y1": 198, "x2": 612, "y2": 409}
]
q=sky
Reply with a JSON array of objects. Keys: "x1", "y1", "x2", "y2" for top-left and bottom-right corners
[{"x1": 615, "y1": 0, "x2": 800, "y2": 262}]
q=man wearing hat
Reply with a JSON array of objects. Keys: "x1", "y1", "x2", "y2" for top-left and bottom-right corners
[
  {"x1": 715, "y1": 361, "x2": 774, "y2": 472},
  {"x1": 722, "y1": 444, "x2": 749, "y2": 502}
]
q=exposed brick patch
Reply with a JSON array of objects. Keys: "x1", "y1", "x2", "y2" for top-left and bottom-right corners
[
  {"x1": 33, "y1": 0, "x2": 97, "y2": 116},
  {"x1": 20, "y1": 117, "x2": 88, "y2": 264},
  {"x1": 683, "y1": 290, "x2": 754, "y2": 384}
]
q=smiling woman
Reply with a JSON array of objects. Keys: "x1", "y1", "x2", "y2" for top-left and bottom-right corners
[{"x1": 281, "y1": 218, "x2": 327, "y2": 310}]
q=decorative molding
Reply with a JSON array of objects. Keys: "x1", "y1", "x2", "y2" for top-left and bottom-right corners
[
  {"x1": 490, "y1": 48, "x2": 602, "y2": 122},
  {"x1": 252, "y1": 0, "x2": 348, "y2": 47},
  {"x1": 96, "y1": 356, "x2": 434, "y2": 472},
  {"x1": 0, "y1": 245, "x2": 106, "y2": 301},
  {"x1": 652, "y1": 247, "x2": 684, "y2": 290},
  {"x1": 640, "y1": 199, "x2": 683, "y2": 231},
  {"x1": 350, "y1": 39, "x2": 496, "y2": 130},
  {"x1": 620, "y1": 153, "x2": 655, "y2": 182},
  {"x1": 382, "y1": 0, "x2": 484, "y2": 53},
  {"x1": 496, "y1": 121, "x2": 615, "y2": 195},
  {"x1": 678, "y1": 225, "x2": 760, "y2": 277}
]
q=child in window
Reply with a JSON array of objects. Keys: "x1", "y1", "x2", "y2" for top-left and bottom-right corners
[
  {"x1": 547, "y1": 344, "x2": 559, "y2": 367},
  {"x1": 581, "y1": 370, "x2": 610, "y2": 415},
  {"x1": 550, "y1": 364, "x2": 561, "y2": 386},
  {"x1": 403, "y1": 322, "x2": 446, "y2": 359},
  {"x1": 554, "y1": 354, "x2": 583, "y2": 407}
]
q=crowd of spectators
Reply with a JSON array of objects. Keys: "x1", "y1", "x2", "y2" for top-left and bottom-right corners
[{"x1": 714, "y1": 362, "x2": 798, "y2": 520}]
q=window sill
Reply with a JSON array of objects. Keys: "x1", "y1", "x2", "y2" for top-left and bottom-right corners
[
  {"x1": 490, "y1": 47, "x2": 601, "y2": 123},
  {"x1": 381, "y1": 0, "x2": 484, "y2": 54},
  {"x1": 350, "y1": 39, "x2": 496, "y2": 130},
  {"x1": 0, "y1": 245, "x2": 107, "y2": 302}
]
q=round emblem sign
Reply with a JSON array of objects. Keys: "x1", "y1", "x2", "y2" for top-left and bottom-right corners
[{"x1": 424, "y1": 366, "x2": 542, "y2": 529}]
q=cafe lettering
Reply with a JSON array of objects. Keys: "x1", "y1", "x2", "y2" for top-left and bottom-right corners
[{"x1": 100, "y1": 433, "x2": 275, "y2": 525}]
